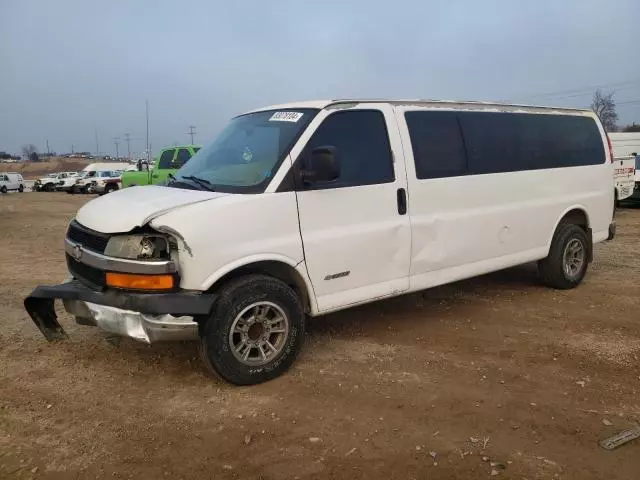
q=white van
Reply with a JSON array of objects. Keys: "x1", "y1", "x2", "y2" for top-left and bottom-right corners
[
  {"x1": 25, "y1": 100, "x2": 615, "y2": 385},
  {"x1": 0, "y1": 172, "x2": 25, "y2": 193}
]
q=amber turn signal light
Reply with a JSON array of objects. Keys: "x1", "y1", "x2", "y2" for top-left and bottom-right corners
[{"x1": 106, "y1": 272, "x2": 174, "y2": 290}]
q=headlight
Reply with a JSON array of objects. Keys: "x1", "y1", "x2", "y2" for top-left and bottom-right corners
[{"x1": 104, "y1": 234, "x2": 171, "y2": 260}]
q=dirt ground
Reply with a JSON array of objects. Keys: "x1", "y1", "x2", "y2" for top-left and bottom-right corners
[{"x1": 1, "y1": 193, "x2": 639, "y2": 480}]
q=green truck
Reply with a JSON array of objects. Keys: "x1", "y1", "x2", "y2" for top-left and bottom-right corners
[{"x1": 121, "y1": 145, "x2": 201, "y2": 187}]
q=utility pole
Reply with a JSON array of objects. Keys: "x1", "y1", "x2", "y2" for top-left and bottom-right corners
[
  {"x1": 124, "y1": 133, "x2": 131, "y2": 160},
  {"x1": 94, "y1": 127, "x2": 99, "y2": 157},
  {"x1": 112, "y1": 137, "x2": 120, "y2": 159},
  {"x1": 187, "y1": 125, "x2": 196, "y2": 144},
  {"x1": 145, "y1": 100, "x2": 150, "y2": 163},
  {"x1": 71, "y1": 144, "x2": 75, "y2": 154},
  {"x1": 46, "y1": 139, "x2": 50, "y2": 156}
]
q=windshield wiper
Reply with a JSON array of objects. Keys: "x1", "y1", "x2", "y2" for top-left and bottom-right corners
[{"x1": 181, "y1": 175, "x2": 216, "y2": 192}]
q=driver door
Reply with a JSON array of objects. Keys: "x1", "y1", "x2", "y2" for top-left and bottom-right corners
[{"x1": 294, "y1": 105, "x2": 411, "y2": 312}]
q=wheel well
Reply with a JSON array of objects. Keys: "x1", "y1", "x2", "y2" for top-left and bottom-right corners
[
  {"x1": 208, "y1": 261, "x2": 311, "y2": 313},
  {"x1": 558, "y1": 208, "x2": 589, "y2": 230},
  {"x1": 556, "y1": 208, "x2": 592, "y2": 261}
]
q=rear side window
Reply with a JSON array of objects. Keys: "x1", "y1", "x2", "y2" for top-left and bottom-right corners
[
  {"x1": 459, "y1": 112, "x2": 605, "y2": 174},
  {"x1": 302, "y1": 110, "x2": 394, "y2": 188},
  {"x1": 158, "y1": 149, "x2": 176, "y2": 169},
  {"x1": 175, "y1": 148, "x2": 192, "y2": 168},
  {"x1": 405, "y1": 111, "x2": 467, "y2": 179},
  {"x1": 405, "y1": 111, "x2": 605, "y2": 179}
]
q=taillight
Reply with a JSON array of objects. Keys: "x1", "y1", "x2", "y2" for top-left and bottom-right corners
[{"x1": 606, "y1": 134, "x2": 614, "y2": 163}]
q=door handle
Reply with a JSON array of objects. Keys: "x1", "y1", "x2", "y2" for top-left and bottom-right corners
[{"x1": 397, "y1": 188, "x2": 407, "y2": 215}]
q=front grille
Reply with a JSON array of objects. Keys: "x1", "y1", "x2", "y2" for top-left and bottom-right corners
[
  {"x1": 66, "y1": 254, "x2": 105, "y2": 289},
  {"x1": 67, "y1": 220, "x2": 111, "y2": 253}
]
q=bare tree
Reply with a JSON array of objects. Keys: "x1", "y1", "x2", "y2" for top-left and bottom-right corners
[
  {"x1": 591, "y1": 89, "x2": 618, "y2": 132},
  {"x1": 21, "y1": 144, "x2": 38, "y2": 161}
]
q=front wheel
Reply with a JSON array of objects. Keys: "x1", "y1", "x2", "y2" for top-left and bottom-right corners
[
  {"x1": 199, "y1": 275, "x2": 305, "y2": 385},
  {"x1": 0, "y1": 186, "x2": 7, "y2": 194},
  {"x1": 539, "y1": 224, "x2": 589, "y2": 290},
  {"x1": 104, "y1": 183, "x2": 118, "y2": 194},
  {"x1": 18, "y1": 184, "x2": 24, "y2": 193}
]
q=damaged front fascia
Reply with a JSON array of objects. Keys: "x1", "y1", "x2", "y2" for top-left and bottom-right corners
[{"x1": 153, "y1": 224, "x2": 194, "y2": 258}]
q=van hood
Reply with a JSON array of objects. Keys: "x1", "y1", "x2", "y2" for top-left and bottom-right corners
[{"x1": 75, "y1": 185, "x2": 225, "y2": 233}]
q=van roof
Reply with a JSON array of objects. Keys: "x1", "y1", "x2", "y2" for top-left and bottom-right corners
[{"x1": 245, "y1": 99, "x2": 594, "y2": 116}]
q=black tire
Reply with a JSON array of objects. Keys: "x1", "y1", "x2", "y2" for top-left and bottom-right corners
[
  {"x1": 538, "y1": 224, "x2": 589, "y2": 290},
  {"x1": 199, "y1": 274, "x2": 305, "y2": 385},
  {"x1": 104, "y1": 183, "x2": 118, "y2": 194},
  {"x1": 44, "y1": 183, "x2": 54, "y2": 192},
  {"x1": 18, "y1": 184, "x2": 24, "y2": 193},
  {"x1": 66, "y1": 189, "x2": 74, "y2": 194},
  {"x1": 0, "y1": 186, "x2": 7, "y2": 194}
]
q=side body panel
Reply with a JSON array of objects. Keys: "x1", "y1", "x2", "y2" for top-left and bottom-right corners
[{"x1": 393, "y1": 106, "x2": 613, "y2": 294}]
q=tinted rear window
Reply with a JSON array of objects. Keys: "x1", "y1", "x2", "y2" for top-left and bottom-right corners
[
  {"x1": 405, "y1": 111, "x2": 467, "y2": 179},
  {"x1": 406, "y1": 111, "x2": 605, "y2": 179}
]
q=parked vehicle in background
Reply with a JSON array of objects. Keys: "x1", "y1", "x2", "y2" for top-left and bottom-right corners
[
  {"x1": 631, "y1": 154, "x2": 640, "y2": 202},
  {"x1": 613, "y1": 156, "x2": 636, "y2": 204},
  {"x1": 121, "y1": 145, "x2": 201, "y2": 187},
  {"x1": 34, "y1": 172, "x2": 77, "y2": 192},
  {"x1": 87, "y1": 170, "x2": 123, "y2": 195},
  {"x1": 0, "y1": 172, "x2": 25, "y2": 193},
  {"x1": 55, "y1": 172, "x2": 80, "y2": 192},
  {"x1": 72, "y1": 163, "x2": 135, "y2": 193},
  {"x1": 24, "y1": 100, "x2": 616, "y2": 386}
]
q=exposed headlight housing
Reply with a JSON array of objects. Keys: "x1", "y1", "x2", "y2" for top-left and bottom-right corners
[{"x1": 104, "y1": 234, "x2": 171, "y2": 260}]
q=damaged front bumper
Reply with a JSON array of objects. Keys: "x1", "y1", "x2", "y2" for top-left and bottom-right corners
[{"x1": 24, "y1": 280, "x2": 216, "y2": 343}]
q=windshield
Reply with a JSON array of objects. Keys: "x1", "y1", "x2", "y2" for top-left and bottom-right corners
[{"x1": 173, "y1": 109, "x2": 317, "y2": 193}]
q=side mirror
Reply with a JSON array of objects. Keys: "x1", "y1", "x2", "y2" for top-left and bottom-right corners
[{"x1": 300, "y1": 146, "x2": 341, "y2": 185}]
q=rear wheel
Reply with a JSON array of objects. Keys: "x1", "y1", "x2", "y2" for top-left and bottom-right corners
[
  {"x1": 199, "y1": 274, "x2": 305, "y2": 385},
  {"x1": 539, "y1": 224, "x2": 589, "y2": 289},
  {"x1": 0, "y1": 186, "x2": 7, "y2": 194},
  {"x1": 43, "y1": 183, "x2": 54, "y2": 192}
]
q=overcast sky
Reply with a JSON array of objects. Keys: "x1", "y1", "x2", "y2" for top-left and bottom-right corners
[{"x1": 1, "y1": 0, "x2": 639, "y2": 156}]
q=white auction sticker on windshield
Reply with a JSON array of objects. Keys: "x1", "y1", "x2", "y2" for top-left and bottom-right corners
[{"x1": 269, "y1": 111, "x2": 304, "y2": 122}]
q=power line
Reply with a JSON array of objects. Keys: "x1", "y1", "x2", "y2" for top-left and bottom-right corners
[
  {"x1": 509, "y1": 78, "x2": 640, "y2": 102},
  {"x1": 617, "y1": 99, "x2": 640, "y2": 105},
  {"x1": 187, "y1": 125, "x2": 196, "y2": 144}
]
